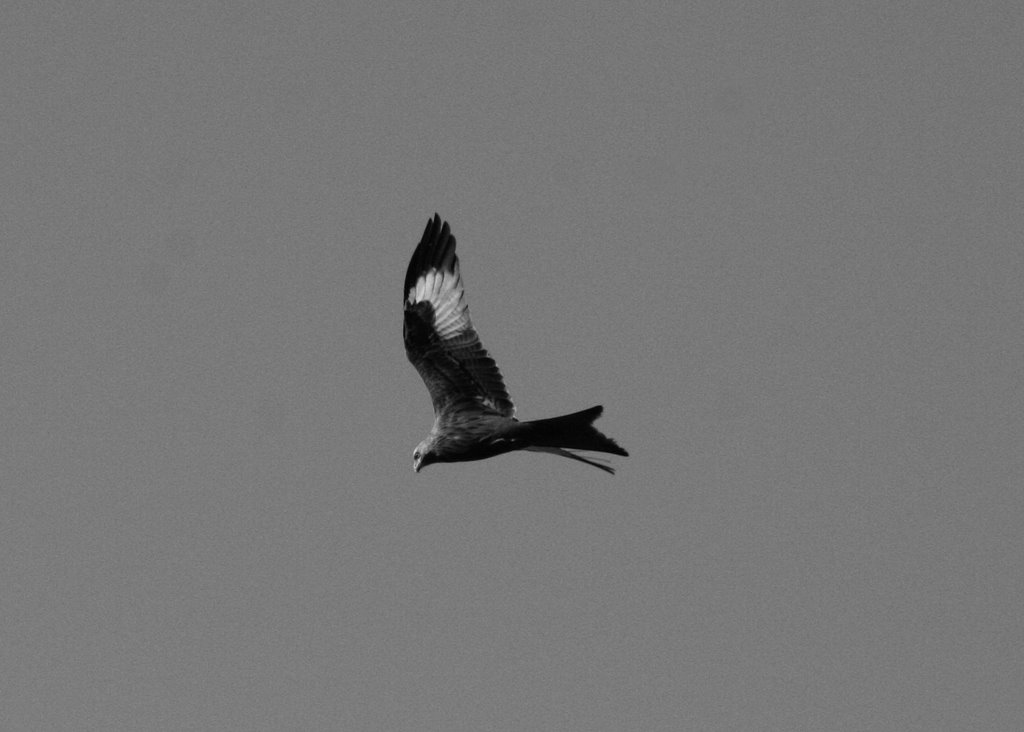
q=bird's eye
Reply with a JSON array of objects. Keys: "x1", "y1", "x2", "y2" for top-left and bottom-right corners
[{"x1": 413, "y1": 451, "x2": 421, "y2": 460}]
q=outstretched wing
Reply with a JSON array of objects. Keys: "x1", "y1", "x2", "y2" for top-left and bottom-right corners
[{"x1": 403, "y1": 214, "x2": 516, "y2": 418}]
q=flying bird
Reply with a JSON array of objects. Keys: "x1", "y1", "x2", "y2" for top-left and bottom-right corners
[{"x1": 403, "y1": 214, "x2": 628, "y2": 474}]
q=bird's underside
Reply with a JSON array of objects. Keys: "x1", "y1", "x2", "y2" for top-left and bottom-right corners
[{"x1": 403, "y1": 214, "x2": 627, "y2": 474}]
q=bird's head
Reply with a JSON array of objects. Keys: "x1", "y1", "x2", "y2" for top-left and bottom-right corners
[{"x1": 412, "y1": 438, "x2": 437, "y2": 473}]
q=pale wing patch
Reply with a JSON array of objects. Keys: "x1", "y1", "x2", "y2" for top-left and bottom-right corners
[
  {"x1": 416, "y1": 271, "x2": 437, "y2": 302},
  {"x1": 408, "y1": 266, "x2": 471, "y2": 343}
]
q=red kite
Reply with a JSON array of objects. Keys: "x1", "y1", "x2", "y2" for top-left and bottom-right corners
[{"x1": 404, "y1": 214, "x2": 628, "y2": 474}]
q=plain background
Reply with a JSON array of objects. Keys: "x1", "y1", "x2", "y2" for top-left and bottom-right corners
[{"x1": 2, "y1": 3, "x2": 1022, "y2": 730}]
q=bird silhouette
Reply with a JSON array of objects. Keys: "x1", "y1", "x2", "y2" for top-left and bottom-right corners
[{"x1": 403, "y1": 214, "x2": 628, "y2": 474}]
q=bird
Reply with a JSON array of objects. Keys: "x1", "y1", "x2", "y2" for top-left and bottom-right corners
[{"x1": 403, "y1": 214, "x2": 628, "y2": 474}]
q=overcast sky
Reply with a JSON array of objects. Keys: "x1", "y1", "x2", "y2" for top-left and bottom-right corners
[{"x1": 2, "y1": 3, "x2": 1022, "y2": 730}]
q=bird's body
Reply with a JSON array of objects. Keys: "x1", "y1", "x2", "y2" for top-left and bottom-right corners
[{"x1": 403, "y1": 214, "x2": 628, "y2": 474}]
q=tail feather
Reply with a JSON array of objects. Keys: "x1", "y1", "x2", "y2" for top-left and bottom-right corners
[
  {"x1": 524, "y1": 446, "x2": 617, "y2": 474},
  {"x1": 519, "y1": 406, "x2": 628, "y2": 473}
]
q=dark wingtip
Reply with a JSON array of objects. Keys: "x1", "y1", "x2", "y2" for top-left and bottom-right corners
[{"x1": 404, "y1": 213, "x2": 458, "y2": 301}]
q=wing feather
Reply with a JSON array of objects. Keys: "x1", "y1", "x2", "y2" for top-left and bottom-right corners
[{"x1": 403, "y1": 214, "x2": 516, "y2": 418}]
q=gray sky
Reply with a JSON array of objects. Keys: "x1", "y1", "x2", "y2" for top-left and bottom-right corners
[{"x1": 2, "y1": 3, "x2": 1022, "y2": 730}]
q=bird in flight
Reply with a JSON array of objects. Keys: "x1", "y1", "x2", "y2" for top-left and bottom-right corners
[{"x1": 403, "y1": 214, "x2": 628, "y2": 474}]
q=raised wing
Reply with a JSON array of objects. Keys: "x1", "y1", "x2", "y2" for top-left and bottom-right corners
[{"x1": 403, "y1": 214, "x2": 516, "y2": 418}]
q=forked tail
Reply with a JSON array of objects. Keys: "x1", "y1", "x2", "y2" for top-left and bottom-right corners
[{"x1": 520, "y1": 406, "x2": 628, "y2": 474}]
